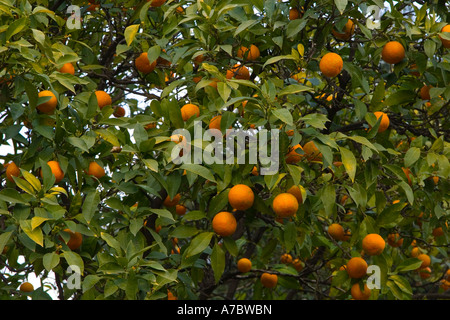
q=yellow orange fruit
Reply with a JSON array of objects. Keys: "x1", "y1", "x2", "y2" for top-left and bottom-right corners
[
  {"x1": 87, "y1": 161, "x2": 105, "y2": 179},
  {"x1": 419, "y1": 267, "x2": 431, "y2": 279},
  {"x1": 180, "y1": 103, "x2": 200, "y2": 121},
  {"x1": 167, "y1": 289, "x2": 177, "y2": 300},
  {"x1": 228, "y1": 184, "x2": 254, "y2": 211},
  {"x1": 163, "y1": 194, "x2": 181, "y2": 207},
  {"x1": 387, "y1": 233, "x2": 404, "y2": 247},
  {"x1": 212, "y1": 211, "x2": 237, "y2": 237},
  {"x1": 6, "y1": 162, "x2": 20, "y2": 182},
  {"x1": 19, "y1": 282, "x2": 34, "y2": 293},
  {"x1": 303, "y1": 141, "x2": 322, "y2": 161},
  {"x1": 95, "y1": 90, "x2": 112, "y2": 109},
  {"x1": 381, "y1": 41, "x2": 405, "y2": 64},
  {"x1": 260, "y1": 273, "x2": 278, "y2": 288},
  {"x1": 62, "y1": 228, "x2": 83, "y2": 250},
  {"x1": 328, "y1": 223, "x2": 345, "y2": 241},
  {"x1": 113, "y1": 106, "x2": 126, "y2": 117},
  {"x1": 272, "y1": 193, "x2": 299, "y2": 218},
  {"x1": 362, "y1": 233, "x2": 385, "y2": 256},
  {"x1": 289, "y1": 7, "x2": 303, "y2": 20},
  {"x1": 417, "y1": 253, "x2": 431, "y2": 269},
  {"x1": 237, "y1": 45, "x2": 260, "y2": 60},
  {"x1": 287, "y1": 185, "x2": 304, "y2": 204},
  {"x1": 439, "y1": 25, "x2": 450, "y2": 48},
  {"x1": 319, "y1": 52, "x2": 343, "y2": 78},
  {"x1": 251, "y1": 166, "x2": 259, "y2": 176},
  {"x1": 226, "y1": 64, "x2": 250, "y2": 80},
  {"x1": 175, "y1": 205, "x2": 186, "y2": 216},
  {"x1": 419, "y1": 85, "x2": 432, "y2": 100},
  {"x1": 346, "y1": 257, "x2": 368, "y2": 279},
  {"x1": 351, "y1": 283, "x2": 371, "y2": 300},
  {"x1": 237, "y1": 258, "x2": 252, "y2": 273},
  {"x1": 37, "y1": 90, "x2": 58, "y2": 114},
  {"x1": 41, "y1": 160, "x2": 64, "y2": 183},
  {"x1": 411, "y1": 247, "x2": 420, "y2": 258},
  {"x1": 373, "y1": 111, "x2": 389, "y2": 133},
  {"x1": 332, "y1": 19, "x2": 355, "y2": 40},
  {"x1": 281, "y1": 253, "x2": 293, "y2": 264},
  {"x1": 285, "y1": 144, "x2": 303, "y2": 164},
  {"x1": 135, "y1": 52, "x2": 157, "y2": 74},
  {"x1": 209, "y1": 115, "x2": 222, "y2": 131},
  {"x1": 292, "y1": 258, "x2": 303, "y2": 272},
  {"x1": 59, "y1": 63, "x2": 75, "y2": 75}
]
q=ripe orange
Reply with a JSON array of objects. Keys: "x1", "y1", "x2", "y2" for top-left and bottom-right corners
[
  {"x1": 280, "y1": 253, "x2": 293, "y2": 264},
  {"x1": 319, "y1": 52, "x2": 343, "y2": 78},
  {"x1": 95, "y1": 90, "x2": 112, "y2": 109},
  {"x1": 135, "y1": 52, "x2": 157, "y2": 74},
  {"x1": 328, "y1": 223, "x2": 345, "y2": 241},
  {"x1": 272, "y1": 193, "x2": 299, "y2": 217},
  {"x1": 163, "y1": 194, "x2": 181, "y2": 207},
  {"x1": 381, "y1": 41, "x2": 405, "y2": 64},
  {"x1": 62, "y1": 228, "x2": 83, "y2": 250},
  {"x1": 226, "y1": 64, "x2": 250, "y2": 80},
  {"x1": 37, "y1": 90, "x2": 58, "y2": 114},
  {"x1": 439, "y1": 25, "x2": 450, "y2": 48},
  {"x1": 362, "y1": 233, "x2": 385, "y2": 256},
  {"x1": 287, "y1": 185, "x2": 304, "y2": 204},
  {"x1": 410, "y1": 63, "x2": 420, "y2": 77},
  {"x1": 419, "y1": 267, "x2": 431, "y2": 279},
  {"x1": 289, "y1": 7, "x2": 303, "y2": 20},
  {"x1": 175, "y1": 205, "x2": 186, "y2": 216},
  {"x1": 292, "y1": 258, "x2": 303, "y2": 272},
  {"x1": 148, "y1": 0, "x2": 165, "y2": 7},
  {"x1": 237, "y1": 258, "x2": 252, "y2": 273},
  {"x1": 87, "y1": 161, "x2": 105, "y2": 179},
  {"x1": 351, "y1": 283, "x2": 371, "y2": 300},
  {"x1": 228, "y1": 184, "x2": 254, "y2": 211},
  {"x1": 236, "y1": 45, "x2": 260, "y2": 60},
  {"x1": 432, "y1": 176, "x2": 439, "y2": 185},
  {"x1": 251, "y1": 166, "x2": 259, "y2": 176},
  {"x1": 59, "y1": 63, "x2": 75, "y2": 75},
  {"x1": 260, "y1": 273, "x2": 278, "y2": 288},
  {"x1": 346, "y1": 257, "x2": 368, "y2": 279},
  {"x1": 286, "y1": 129, "x2": 294, "y2": 136},
  {"x1": 417, "y1": 253, "x2": 431, "y2": 269},
  {"x1": 193, "y1": 54, "x2": 205, "y2": 66},
  {"x1": 41, "y1": 160, "x2": 64, "y2": 183},
  {"x1": 411, "y1": 247, "x2": 420, "y2": 258},
  {"x1": 285, "y1": 144, "x2": 303, "y2": 164},
  {"x1": 6, "y1": 162, "x2": 20, "y2": 182},
  {"x1": 373, "y1": 111, "x2": 389, "y2": 132},
  {"x1": 19, "y1": 282, "x2": 34, "y2": 292},
  {"x1": 212, "y1": 211, "x2": 237, "y2": 237},
  {"x1": 113, "y1": 106, "x2": 126, "y2": 117},
  {"x1": 303, "y1": 141, "x2": 322, "y2": 161},
  {"x1": 209, "y1": 115, "x2": 222, "y2": 131},
  {"x1": 419, "y1": 85, "x2": 432, "y2": 100},
  {"x1": 387, "y1": 233, "x2": 404, "y2": 247},
  {"x1": 145, "y1": 122, "x2": 157, "y2": 130},
  {"x1": 332, "y1": 19, "x2": 355, "y2": 40},
  {"x1": 167, "y1": 289, "x2": 177, "y2": 300},
  {"x1": 180, "y1": 103, "x2": 200, "y2": 121}
]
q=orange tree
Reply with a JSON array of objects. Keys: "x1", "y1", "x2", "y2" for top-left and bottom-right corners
[{"x1": 0, "y1": 0, "x2": 449, "y2": 300}]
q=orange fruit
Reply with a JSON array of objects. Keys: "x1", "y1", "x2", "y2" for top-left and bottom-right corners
[
  {"x1": 175, "y1": 205, "x2": 186, "y2": 216},
  {"x1": 236, "y1": 45, "x2": 260, "y2": 60},
  {"x1": 303, "y1": 141, "x2": 322, "y2": 161},
  {"x1": 135, "y1": 52, "x2": 157, "y2": 74},
  {"x1": 19, "y1": 282, "x2": 34, "y2": 293},
  {"x1": 87, "y1": 161, "x2": 105, "y2": 179},
  {"x1": 419, "y1": 85, "x2": 432, "y2": 100},
  {"x1": 5, "y1": 162, "x2": 20, "y2": 182},
  {"x1": 373, "y1": 111, "x2": 389, "y2": 132},
  {"x1": 351, "y1": 283, "x2": 371, "y2": 300},
  {"x1": 410, "y1": 63, "x2": 420, "y2": 77},
  {"x1": 439, "y1": 25, "x2": 450, "y2": 48},
  {"x1": 285, "y1": 144, "x2": 303, "y2": 164},
  {"x1": 417, "y1": 253, "x2": 431, "y2": 269},
  {"x1": 387, "y1": 233, "x2": 404, "y2": 247},
  {"x1": 59, "y1": 63, "x2": 75, "y2": 75},
  {"x1": 193, "y1": 54, "x2": 205, "y2": 66},
  {"x1": 212, "y1": 211, "x2": 237, "y2": 237},
  {"x1": 148, "y1": 0, "x2": 165, "y2": 7},
  {"x1": 292, "y1": 258, "x2": 303, "y2": 272},
  {"x1": 432, "y1": 176, "x2": 439, "y2": 185},
  {"x1": 37, "y1": 90, "x2": 58, "y2": 114},
  {"x1": 411, "y1": 247, "x2": 420, "y2": 258},
  {"x1": 346, "y1": 257, "x2": 368, "y2": 279},
  {"x1": 260, "y1": 273, "x2": 278, "y2": 288},
  {"x1": 289, "y1": 7, "x2": 303, "y2": 20},
  {"x1": 145, "y1": 122, "x2": 157, "y2": 130},
  {"x1": 163, "y1": 194, "x2": 181, "y2": 207},
  {"x1": 62, "y1": 228, "x2": 83, "y2": 250},
  {"x1": 228, "y1": 184, "x2": 254, "y2": 211},
  {"x1": 287, "y1": 185, "x2": 304, "y2": 204},
  {"x1": 419, "y1": 267, "x2": 431, "y2": 279},
  {"x1": 402, "y1": 167, "x2": 412, "y2": 186},
  {"x1": 251, "y1": 166, "x2": 259, "y2": 176},
  {"x1": 381, "y1": 41, "x2": 405, "y2": 64},
  {"x1": 180, "y1": 103, "x2": 200, "y2": 121},
  {"x1": 167, "y1": 289, "x2": 177, "y2": 300},
  {"x1": 332, "y1": 19, "x2": 355, "y2": 40},
  {"x1": 113, "y1": 106, "x2": 126, "y2": 117},
  {"x1": 286, "y1": 129, "x2": 294, "y2": 136},
  {"x1": 95, "y1": 90, "x2": 112, "y2": 109},
  {"x1": 319, "y1": 52, "x2": 343, "y2": 78},
  {"x1": 209, "y1": 115, "x2": 222, "y2": 131},
  {"x1": 280, "y1": 253, "x2": 293, "y2": 264},
  {"x1": 41, "y1": 160, "x2": 64, "y2": 183},
  {"x1": 362, "y1": 233, "x2": 385, "y2": 256},
  {"x1": 328, "y1": 223, "x2": 345, "y2": 241},
  {"x1": 237, "y1": 258, "x2": 252, "y2": 273},
  {"x1": 226, "y1": 64, "x2": 250, "y2": 80},
  {"x1": 272, "y1": 193, "x2": 299, "y2": 217}
]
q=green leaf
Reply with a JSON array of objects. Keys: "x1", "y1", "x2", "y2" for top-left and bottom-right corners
[
  {"x1": 180, "y1": 164, "x2": 216, "y2": 182},
  {"x1": 424, "y1": 39, "x2": 436, "y2": 59},
  {"x1": 395, "y1": 258, "x2": 423, "y2": 273},
  {"x1": 82, "y1": 191, "x2": 100, "y2": 224},
  {"x1": 284, "y1": 222, "x2": 297, "y2": 252},
  {"x1": 385, "y1": 90, "x2": 415, "y2": 106},
  {"x1": 19, "y1": 220, "x2": 43, "y2": 247},
  {"x1": 0, "y1": 188, "x2": 30, "y2": 204},
  {"x1": 148, "y1": 208, "x2": 175, "y2": 222},
  {"x1": 263, "y1": 55, "x2": 295, "y2": 68},
  {"x1": 6, "y1": 17, "x2": 27, "y2": 40},
  {"x1": 31, "y1": 216, "x2": 50, "y2": 230},
  {"x1": 147, "y1": 45, "x2": 161, "y2": 65},
  {"x1": 222, "y1": 237, "x2": 238, "y2": 256},
  {"x1": 339, "y1": 146, "x2": 357, "y2": 182},
  {"x1": 321, "y1": 184, "x2": 336, "y2": 217},
  {"x1": 0, "y1": 232, "x2": 13, "y2": 256},
  {"x1": 21, "y1": 170, "x2": 42, "y2": 193},
  {"x1": 286, "y1": 18, "x2": 308, "y2": 39},
  {"x1": 234, "y1": 20, "x2": 257, "y2": 36},
  {"x1": 82, "y1": 275, "x2": 101, "y2": 293},
  {"x1": 12, "y1": 176, "x2": 35, "y2": 196},
  {"x1": 335, "y1": 0, "x2": 348, "y2": 14},
  {"x1": 271, "y1": 108, "x2": 293, "y2": 126},
  {"x1": 63, "y1": 251, "x2": 84, "y2": 274},
  {"x1": 43, "y1": 252, "x2": 60, "y2": 271},
  {"x1": 217, "y1": 82, "x2": 231, "y2": 102},
  {"x1": 404, "y1": 147, "x2": 420, "y2": 167},
  {"x1": 278, "y1": 84, "x2": 313, "y2": 96},
  {"x1": 184, "y1": 232, "x2": 214, "y2": 258},
  {"x1": 211, "y1": 243, "x2": 225, "y2": 283},
  {"x1": 124, "y1": 24, "x2": 140, "y2": 46},
  {"x1": 143, "y1": 159, "x2": 159, "y2": 172}
]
